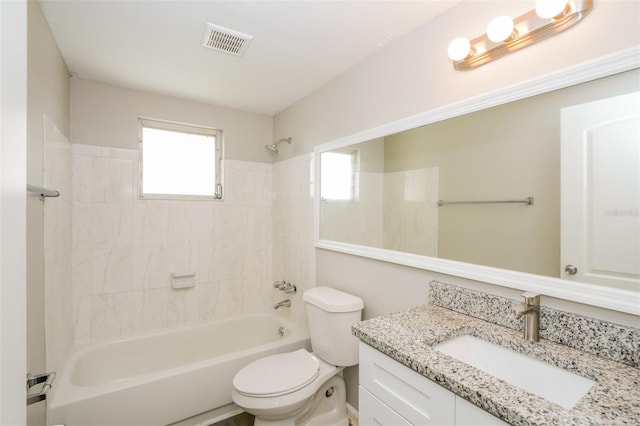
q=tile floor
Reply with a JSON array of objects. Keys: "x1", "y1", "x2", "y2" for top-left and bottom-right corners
[{"x1": 210, "y1": 411, "x2": 255, "y2": 426}]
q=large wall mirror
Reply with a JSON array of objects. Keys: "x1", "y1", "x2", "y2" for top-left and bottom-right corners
[{"x1": 315, "y1": 52, "x2": 639, "y2": 314}]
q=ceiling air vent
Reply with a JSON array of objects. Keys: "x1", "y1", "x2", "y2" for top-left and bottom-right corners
[{"x1": 202, "y1": 23, "x2": 253, "y2": 56}]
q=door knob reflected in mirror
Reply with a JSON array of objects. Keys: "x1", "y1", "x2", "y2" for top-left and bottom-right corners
[{"x1": 565, "y1": 265, "x2": 578, "y2": 275}]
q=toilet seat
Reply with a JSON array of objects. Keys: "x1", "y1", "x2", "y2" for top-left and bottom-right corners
[{"x1": 233, "y1": 349, "x2": 320, "y2": 397}]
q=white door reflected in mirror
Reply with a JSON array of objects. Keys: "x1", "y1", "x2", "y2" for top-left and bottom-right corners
[{"x1": 561, "y1": 91, "x2": 640, "y2": 291}]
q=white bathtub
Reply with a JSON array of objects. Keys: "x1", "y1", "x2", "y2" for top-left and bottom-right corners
[{"x1": 48, "y1": 313, "x2": 310, "y2": 426}]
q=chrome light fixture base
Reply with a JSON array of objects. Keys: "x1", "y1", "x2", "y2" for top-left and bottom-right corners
[{"x1": 451, "y1": 0, "x2": 594, "y2": 71}]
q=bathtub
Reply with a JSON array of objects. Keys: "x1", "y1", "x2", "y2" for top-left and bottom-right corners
[{"x1": 48, "y1": 313, "x2": 310, "y2": 426}]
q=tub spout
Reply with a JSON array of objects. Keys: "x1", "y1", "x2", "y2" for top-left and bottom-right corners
[{"x1": 273, "y1": 299, "x2": 291, "y2": 309}]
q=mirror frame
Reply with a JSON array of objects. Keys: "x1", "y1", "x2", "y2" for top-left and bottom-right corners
[{"x1": 314, "y1": 46, "x2": 640, "y2": 315}]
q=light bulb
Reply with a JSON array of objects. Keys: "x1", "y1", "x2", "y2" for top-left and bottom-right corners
[
  {"x1": 487, "y1": 15, "x2": 515, "y2": 43},
  {"x1": 447, "y1": 37, "x2": 472, "y2": 61},
  {"x1": 535, "y1": 0, "x2": 569, "y2": 19}
]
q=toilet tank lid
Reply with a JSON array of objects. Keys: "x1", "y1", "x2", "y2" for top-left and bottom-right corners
[{"x1": 303, "y1": 287, "x2": 364, "y2": 312}]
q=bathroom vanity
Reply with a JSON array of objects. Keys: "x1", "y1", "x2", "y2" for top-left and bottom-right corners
[
  {"x1": 359, "y1": 342, "x2": 506, "y2": 425},
  {"x1": 353, "y1": 282, "x2": 640, "y2": 426}
]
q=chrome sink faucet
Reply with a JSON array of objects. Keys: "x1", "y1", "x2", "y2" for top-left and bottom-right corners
[{"x1": 513, "y1": 292, "x2": 540, "y2": 342}]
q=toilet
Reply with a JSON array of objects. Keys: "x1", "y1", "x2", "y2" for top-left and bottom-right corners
[{"x1": 232, "y1": 287, "x2": 364, "y2": 426}]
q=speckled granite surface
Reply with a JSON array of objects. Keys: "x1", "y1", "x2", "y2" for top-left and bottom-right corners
[
  {"x1": 352, "y1": 283, "x2": 640, "y2": 425},
  {"x1": 429, "y1": 281, "x2": 640, "y2": 368}
]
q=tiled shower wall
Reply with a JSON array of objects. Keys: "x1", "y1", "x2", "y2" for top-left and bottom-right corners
[
  {"x1": 320, "y1": 171, "x2": 384, "y2": 247},
  {"x1": 383, "y1": 168, "x2": 439, "y2": 257},
  {"x1": 272, "y1": 154, "x2": 316, "y2": 330},
  {"x1": 318, "y1": 167, "x2": 439, "y2": 257},
  {"x1": 70, "y1": 144, "x2": 274, "y2": 345},
  {"x1": 43, "y1": 116, "x2": 73, "y2": 372}
]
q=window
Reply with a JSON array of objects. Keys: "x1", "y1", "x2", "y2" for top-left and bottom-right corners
[
  {"x1": 139, "y1": 118, "x2": 223, "y2": 199},
  {"x1": 320, "y1": 149, "x2": 358, "y2": 201}
]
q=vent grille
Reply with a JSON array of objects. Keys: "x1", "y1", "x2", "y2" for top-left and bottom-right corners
[{"x1": 202, "y1": 23, "x2": 253, "y2": 56}]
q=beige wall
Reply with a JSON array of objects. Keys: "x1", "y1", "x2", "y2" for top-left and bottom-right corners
[
  {"x1": 26, "y1": 1, "x2": 70, "y2": 424},
  {"x1": 70, "y1": 78, "x2": 274, "y2": 163},
  {"x1": 274, "y1": 1, "x2": 640, "y2": 155},
  {"x1": 273, "y1": 0, "x2": 640, "y2": 409}
]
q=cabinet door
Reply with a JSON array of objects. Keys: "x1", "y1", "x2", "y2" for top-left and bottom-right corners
[
  {"x1": 359, "y1": 343, "x2": 456, "y2": 425},
  {"x1": 359, "y1": 386, "x2": 413, "y2": 426},
  {"x1": 455, "y1": 397, "x2": 508, "y2": 426}
]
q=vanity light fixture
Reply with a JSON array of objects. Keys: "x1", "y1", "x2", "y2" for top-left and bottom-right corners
[
  {"x1": 487, "y1": 15, "x2": 517, "y2": 43},
  {"x1": 447, "y1": 0, "x2": 593, "y2": 70}
]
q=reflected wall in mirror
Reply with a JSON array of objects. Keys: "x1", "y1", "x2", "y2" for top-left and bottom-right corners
[{"x1": 319, "y1": 68, "x2": 640, "y2": 291}]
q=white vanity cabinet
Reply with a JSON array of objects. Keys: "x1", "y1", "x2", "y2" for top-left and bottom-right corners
[{"x1": 359, "y1": 343, "x2": 508, "y2": 426}]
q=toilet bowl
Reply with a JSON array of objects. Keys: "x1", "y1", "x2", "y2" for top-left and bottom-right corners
[
  {"x1": 231, "y1": 287, "x2": 363, "y2": 426},
  {"x1": 231, "y1": 349, "x2": 344, "y2": 425}
]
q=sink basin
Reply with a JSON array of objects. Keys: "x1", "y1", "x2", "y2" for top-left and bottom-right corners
[{"x1": 434, "y1": 335, "x2": 595, "y2": 409}]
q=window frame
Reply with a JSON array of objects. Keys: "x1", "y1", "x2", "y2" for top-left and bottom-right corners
[{"x1": 138, "y1": 117, "x2": 223, "y2": 201}]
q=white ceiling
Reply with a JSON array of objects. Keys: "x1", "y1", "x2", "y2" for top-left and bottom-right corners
[{"x1": 39, "y1": 0, "x2": 460, "y2": 116}]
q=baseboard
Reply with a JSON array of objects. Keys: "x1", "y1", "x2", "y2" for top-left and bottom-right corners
[{"x1": 346, "y1": 403, "x2": 359, "y2": 426}]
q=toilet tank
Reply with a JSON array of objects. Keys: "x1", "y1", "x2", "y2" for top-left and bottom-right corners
[{"x1": 303, "y1": 287, "x2": 364, "y2": 367}]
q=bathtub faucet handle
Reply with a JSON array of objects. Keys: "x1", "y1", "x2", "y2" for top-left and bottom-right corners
[
  {"x1": 282, "y1": 282, "x2": 296, "y2": 293},
  {"x1": 274, "y1": 280, "x2": 296, "y2": 293}
]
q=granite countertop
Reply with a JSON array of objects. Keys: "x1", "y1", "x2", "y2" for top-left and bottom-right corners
[{"x1": 352, "y1": 304, "x2": 640, "y2": 426}]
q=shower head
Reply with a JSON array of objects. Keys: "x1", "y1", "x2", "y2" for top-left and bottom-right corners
[{"x1": 265, "y1": 137, "x2": 292, "y2": 153}]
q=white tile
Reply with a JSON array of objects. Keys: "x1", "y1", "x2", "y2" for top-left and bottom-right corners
[
  {"x1": 241, "y1": 276, "x2": 271, "y2": 313},
  {"x1": 167, "y1": 202, "x2": 200, "y2": 246},
  {"x1": 198, "y1": 243, "x2": 215, "y2": 283},
  {"x1": 72, "y1": 249, "x2": 93, "y2": 299},
  {"x1": 71, "y1": 143, "x2": 102, "y2": 157},
  {"x1": 168, "y1": 245, "x2": 199, "y2": 281},
  {"x1": 208, "y1": 240, "x2": 243, "y2": 282},
  {"x1": 72, "y1": 296, "x2": 92, "y2": 341},
  {"x1": 44, "y1": 198, "x2": 71, "y2": 252},
  {"x1": 131, "y1": 289, "x2": 167, "y2": 334},
  {"x1": 167, "y1": 287, "x2": 198, "y2": 327},
  {"x1": 91, "y1": 293, "x2": 133, "y2": 341},
  {"x1": 92, "y1": 203, "x2": 133, "y2": 249},
  {"x1": 133, "y1": 245, "x2": 169, "y2": 290},
  {"x1": 133, "y1": 200, "x2": 168, "y2": 247},
  {"x1": 64, "y1": 157, "x2": 321, "y2": 344},
  {"x1": 45, "y1": 150, "x2": 72, "y2": 197},
  {"x1": 101, "y1": 146, "x2": 139, "y2": 161},
  {"x1": 197, "y1": 204, "x2": 216, "y2": 246},
  {"x1": 91, "y1": 248, "x2": 133, "y2": 294},
  {"x1": 72, "y1": 202, "x2": 92, "y2": 250},
  {"x1": 72, "y1": 154, "x2": 93, "y2": 203},
  {"x1": 92, "y1": 157, "x2": 134, "y2": 203},
  {"x1": 197, "y1": 283, "x2": 219, "y2": 322}
]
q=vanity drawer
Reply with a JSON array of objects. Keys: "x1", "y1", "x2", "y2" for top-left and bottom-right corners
[
  {"x1": 359, "y1": 386, "x2": 412, "y2": 426},
  {"x1": 359, "y1": 342, "x2": 456, "y2": 425}
]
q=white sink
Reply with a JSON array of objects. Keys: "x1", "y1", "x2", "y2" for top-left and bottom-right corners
[{"x1": 434, "y1": 335, "x2": 595, "y2": 409}]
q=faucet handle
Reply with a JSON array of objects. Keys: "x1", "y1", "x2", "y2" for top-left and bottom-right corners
[{"x1": 522, "y1": 292, "x2": 540, "y2": 306}]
